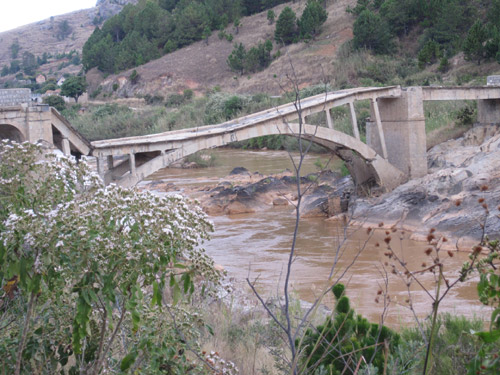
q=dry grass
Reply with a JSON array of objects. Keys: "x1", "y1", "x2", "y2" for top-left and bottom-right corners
[
  {"x1": 0, "y1": 8, "x2": 95, "y2": 81},
  {"x1": 201, "y1": 300, "x2": 280, "y2": 375}
]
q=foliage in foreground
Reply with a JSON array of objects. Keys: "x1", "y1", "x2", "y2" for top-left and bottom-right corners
[
  {"x1": 298, "y1": 283, "x2": 400, "y2": 375},
  {"x1": 0, "y1": 141, "x2": 228, "y2": 374}
]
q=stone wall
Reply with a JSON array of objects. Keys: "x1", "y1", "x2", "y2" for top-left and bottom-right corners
[{"x1": 0, "y1": 89, "x2": 31, "y2": 107}]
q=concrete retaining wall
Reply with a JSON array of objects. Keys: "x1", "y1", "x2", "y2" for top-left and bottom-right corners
[{"x1": 0, "y1": 89, "x2": 31, "y2": 107}]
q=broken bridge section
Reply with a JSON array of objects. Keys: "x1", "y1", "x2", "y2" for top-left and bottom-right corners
[{"x1": 91, "y1": 86, "x2": 408, "y2": 190}]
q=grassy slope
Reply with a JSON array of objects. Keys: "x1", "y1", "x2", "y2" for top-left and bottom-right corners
[{"x1": 0, "y1": 9, "x2": 95, "y2": 79}]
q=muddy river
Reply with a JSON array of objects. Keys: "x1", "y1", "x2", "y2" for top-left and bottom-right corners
[{"x1": 143, "y1": 149, "x2": 491, "y2": 327}]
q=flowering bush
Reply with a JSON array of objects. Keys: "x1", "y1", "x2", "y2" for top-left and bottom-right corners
[{"x1": 0, "y1": 141, "x2": 224, "y2": 374}]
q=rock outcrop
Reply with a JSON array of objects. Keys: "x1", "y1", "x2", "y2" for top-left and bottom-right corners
[
  {"x1": 352, "y1": 125, "x2": 500, "y2": 248},
  {"x1": 95, "y1": 0, "x2": 139, "y2": 21}
]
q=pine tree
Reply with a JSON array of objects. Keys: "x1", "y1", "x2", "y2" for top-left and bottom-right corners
[
  {"x1": 233, "y1": 18, "x2": 241, "y2": 34},
  {"x1": 353, "y1": 9, "x2": 393, "y2": 54},
  {"x1": 227, "y1": 43, "x2": 246, "y2": 74},
  {"x1": 298, "y1": 0, "x2": 328, "y2": 40},
  {"x1": 463, "y1": 20, "x2": 487, "y2": 65},
  {"x1": 267, "y1": 10, "x2": 275, "y2": 25},
  {"x1": 202, "y1": 26, "x2": 211, "y2": 45},
  {"x1": 275, "y1": 7, "x2": 297, "y2": 45}
]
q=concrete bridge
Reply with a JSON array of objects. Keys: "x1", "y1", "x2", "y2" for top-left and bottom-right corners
[
  {"x1": 0, "y1": 89, "x2": 90, "y2": 156},
  {"x1": 2, "y1": 85, "x2": 500, "y2": 191}
]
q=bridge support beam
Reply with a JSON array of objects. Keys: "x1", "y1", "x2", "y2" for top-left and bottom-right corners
[
  {"x1": 97, "y1": 157, "x2": 106, "y2": 179},
  {"x1": 348, "y1": 102, "x2": 360, "y2": 141},
  {"x1": 368, "y1": 87, "x2": 427, "y2": 179},
  {"x1": 61, "y1": 138, "x2": 71, "y2": 155},
  {"x1": 325, "y1": 109, "x2": 333, "y2": 130},
  {"x1": 477, "y1": 99, "x2": 500, "y2": 125},
  {"x1": 129, "y1": 153, "x2": 136, "y2": 177}
]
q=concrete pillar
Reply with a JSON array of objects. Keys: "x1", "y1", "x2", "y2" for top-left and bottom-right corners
[
  {"x1": 348, "y1": 102, "x2": 360, "y2": 140},
  {"x1": 325, "y1": 108, "x2": 333, "y2": 129},
  {"x1": 107, "y1": 155, "x2": 114, "y2": 169},
  {"x1": 26, "y1": 107, "x2": 53, "y2": 144},
  {"x1": 370, "y1": 98, "x2": 388, "y2": 159},
  {"x1": 161, "y1": 150, "x2": 166, "y2": 167},
  {"x1": 97, "y1": 157, "x2": 106, "y2": 179},
  {"x1": 477, "y1": 99, "x2": 500, "y2": 125},
  {"x1": 371, "y1": 87, "x2": 427, "y2": 179},
  {"x1": 129, "y1": 153, "x2": 136, "y2": 177},
  {"x1": 61, "y1": 138, "x2": 71, "y2": 155}
]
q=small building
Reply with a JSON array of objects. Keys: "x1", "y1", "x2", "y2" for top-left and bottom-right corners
[
  {"x1": 57, "y1": 76, "x2": 66, "y2": 86},
  {"x1": 43, "y1": 89, "x2": 62, "y2": 96},
  {"x1": 36, "y1": 74, "x2": 46, "y2": 84}
]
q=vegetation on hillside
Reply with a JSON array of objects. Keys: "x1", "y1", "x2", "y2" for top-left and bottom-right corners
[
  {"x1": 1, "y1": 49, "x2": 80, "y2": 81},
  {"x1": 82, "y1": 0, "x2": 291, "y2": 74},
  {"x1": 349, "y1": 0, "x2": 500, "y2": 67}
]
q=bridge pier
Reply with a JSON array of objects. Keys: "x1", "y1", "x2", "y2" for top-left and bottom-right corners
[
  {"x1": 61, "y1": 137, "x2": 71, "y2": 155},
  {"x1": 129, "y1": 153, "x2": 137, "y2": 177},
  {"x1": 367, "y1": 87, "x2": 427, "y2": 179},
  {"x1": 348, "y1": 102, "x2": 361, "y2": 141},
  {"x1": 477, "y1": 99, "x2": 500, "y2": 125},
  {"x1": 26, "y1": 106, "x2": 53, "y2": 144}
]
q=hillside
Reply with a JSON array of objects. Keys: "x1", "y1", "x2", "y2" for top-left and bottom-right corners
[
  {"x1": 0, "y1": 0, "x2": 137, "y2": 80},
  {"x1": 3, "y1": 0, "x2": 500, "y2": 102},
  {"x1": 88, "y1": 0, "x2": 356, "y2": 97}
]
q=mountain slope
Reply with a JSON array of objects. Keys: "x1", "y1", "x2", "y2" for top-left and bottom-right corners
[
  {"x1": 89, "y1": 0, "x2": 356, "y2": 98},
  {"x1": 0, "y1": 1, "x2": 137, "y2": 78}
]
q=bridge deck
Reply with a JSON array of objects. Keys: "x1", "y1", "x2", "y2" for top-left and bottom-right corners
[
  {"x1": 91, "y1": 86, "x2": 402, "y2": 156},
  {"x1": 422, "y1": 86, "x2": 500, "y2": 101}
]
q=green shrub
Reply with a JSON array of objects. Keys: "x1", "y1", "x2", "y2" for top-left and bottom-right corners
[
  {"x1": 185, "y1": 151, "x2": 218, "y2": 167},
  {"x1": 43, "y1": 95, "x2": 66, "y2": 111},
  {"x1": 129, "y1": 69, "x2": 139, "y2": 84},
  {"x1": 165, "y1": 93, "x2": 185, "y2": 107},
  {"x1": 183, "y1": 89, "x2": 194, "y2": 100},
  {"x1": 298, "y1": 283, "x2": 400, "y2": 375},
  {"x1": 144, "y1": 94, "x2": 164, "y2": 105},
  {"x1": 392, "y1": 314, "x2": 486, "y2": 375}
]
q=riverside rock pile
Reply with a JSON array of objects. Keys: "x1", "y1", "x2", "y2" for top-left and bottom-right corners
[{"x1": 352, "y1": 125, "x2": 500, "y2": 248}]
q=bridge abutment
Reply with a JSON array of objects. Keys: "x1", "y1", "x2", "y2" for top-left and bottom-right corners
[{"x1": 367, "y1": 87, "x2": 427, "y2": 179}]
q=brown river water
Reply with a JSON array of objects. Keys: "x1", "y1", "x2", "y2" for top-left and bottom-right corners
[{"x1": 143, "y1": 149, "x2": 491, "y2": 327}]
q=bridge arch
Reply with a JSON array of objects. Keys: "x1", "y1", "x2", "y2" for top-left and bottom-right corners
[
  {"x1": 101, "y1": 122, "x2": 404, "y2": 191},
  {"x1": 0, "y1": 123, "x2": 25, "y2": 143}
]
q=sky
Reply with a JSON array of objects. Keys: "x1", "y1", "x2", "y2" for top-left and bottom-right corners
[{"x1": 0, "y1": 0, "x2": 97, "y2": 33}]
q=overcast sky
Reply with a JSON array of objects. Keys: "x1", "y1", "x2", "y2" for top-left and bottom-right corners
[{"x1": 0, "y1": 0, "x2": 97, "y2": 33}]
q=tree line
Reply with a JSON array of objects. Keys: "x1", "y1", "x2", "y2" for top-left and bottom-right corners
[
  {"x1": 82, "y1": 0, "x2": 291, "y2": 74},
  {"x1": 350, "y1": 0, "x2": 500, "y2": 67}
]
